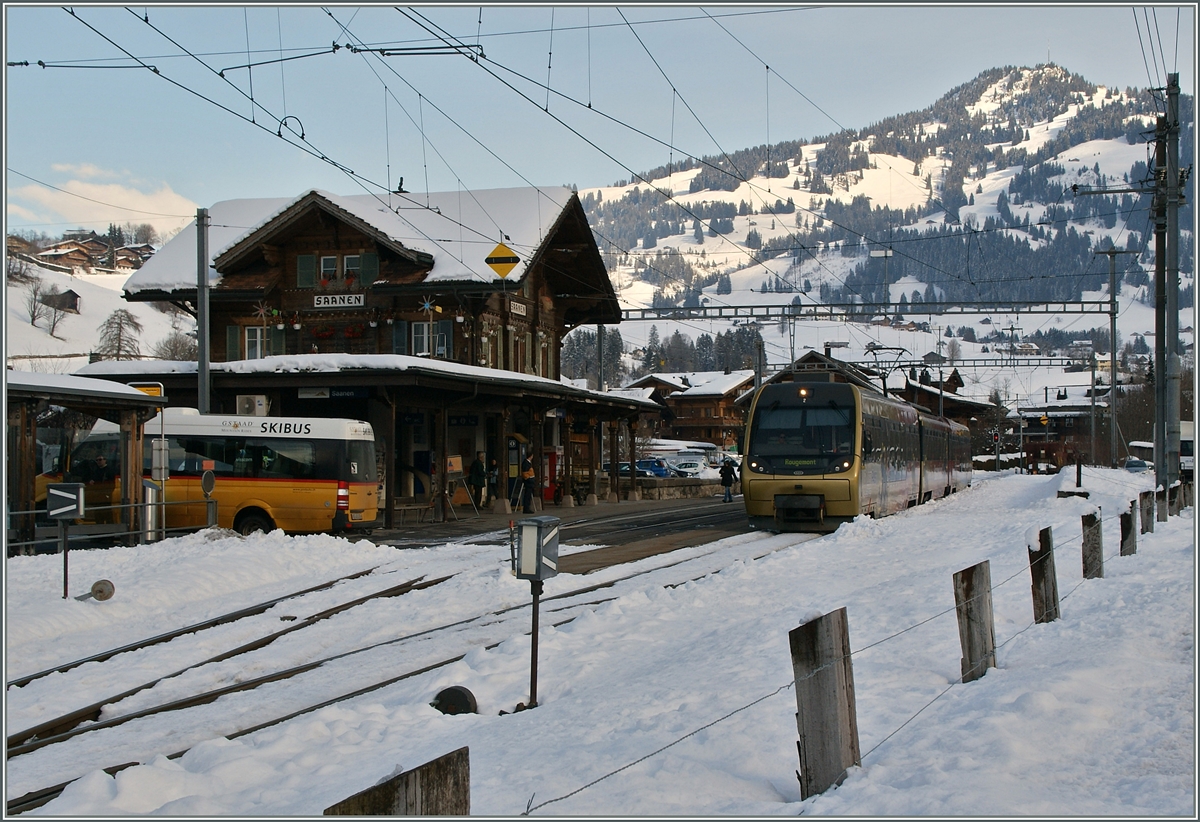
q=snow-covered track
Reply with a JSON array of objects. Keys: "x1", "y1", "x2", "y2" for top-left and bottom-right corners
[{"x1": 6, "y1": 528, "x2": 814, "y2": 814}]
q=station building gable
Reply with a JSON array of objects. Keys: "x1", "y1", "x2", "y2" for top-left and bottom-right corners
[{"x1": 123, "y1": 187, "x2": 620, "y2": 380}]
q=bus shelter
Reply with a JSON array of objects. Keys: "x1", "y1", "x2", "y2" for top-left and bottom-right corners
[{"x1": 6, "y1": 370, "x2": 165, "y2": 553}]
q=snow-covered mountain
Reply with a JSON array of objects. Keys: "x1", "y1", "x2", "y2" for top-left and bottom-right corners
[{"x1": 573, "y1": 65, "x2": 1193, "y2": 385}]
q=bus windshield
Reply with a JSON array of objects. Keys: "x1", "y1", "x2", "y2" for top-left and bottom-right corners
[{"x1": 749, "y1": 402, "x2": 854, "y2": 474}]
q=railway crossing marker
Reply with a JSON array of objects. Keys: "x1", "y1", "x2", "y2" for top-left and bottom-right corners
[
  {"x1": 509, "y1": 516, "x2": 559, "y2": 712},
  {"x1": 485, "y1": 243, "x2": 520, "y2": 278},
  {"x1": 47, "y1": 483, "x2": 84, "y2": 599}
]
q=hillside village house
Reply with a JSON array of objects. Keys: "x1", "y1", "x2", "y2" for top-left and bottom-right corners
[
  {"x1": 89, "y1": 186, "x2": 658, "y2": 523},
  {"x1": 625, "y1": 370, "x2": 756, "y2": 451}
]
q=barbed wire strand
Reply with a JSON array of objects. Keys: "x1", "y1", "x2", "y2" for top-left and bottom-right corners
[{"x1": 514, "y1": 490, "x2": 1195, "y2": 814}]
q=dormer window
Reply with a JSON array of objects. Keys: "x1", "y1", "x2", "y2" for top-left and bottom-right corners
[{"x1": 296, "y1": 252, "x2": 377, "y2": 288}]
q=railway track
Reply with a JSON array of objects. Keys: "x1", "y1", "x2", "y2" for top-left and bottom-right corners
[{"x1": 7, "y1": 506, "x2": 789, "y2": 815}]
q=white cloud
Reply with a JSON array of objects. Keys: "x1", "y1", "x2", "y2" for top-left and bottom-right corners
[
  {"x1": 8, "y1": 173, "x2": 197, "y2": 239},
  {"x1": 49, "y1": 162, "x2": 117, "y2": 180},
  {"x1": 6, "y1": 202, "x2": 40, "y2": 221}
]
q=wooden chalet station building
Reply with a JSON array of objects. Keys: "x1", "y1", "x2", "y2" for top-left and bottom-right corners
[{"x1": 86, "y1": 187, "x2": 657, "y2": 525}]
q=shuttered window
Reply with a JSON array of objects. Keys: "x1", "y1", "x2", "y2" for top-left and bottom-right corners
[
  {"x1": 360, "y1": 252, "x2": 378, "y2": 283},
  {"x1": 392, "y1": 320, "x2": 408, "y2": 355},
  {"x1": 226, "y1": 325, "x2": 242, "y2": 361},
  {"x1": 297, "y1": 254, "x2": 316, "y2": 288}
]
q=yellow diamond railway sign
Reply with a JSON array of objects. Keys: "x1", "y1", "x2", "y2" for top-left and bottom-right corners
[{"x1": 485, "y1": 243, "x2": 520, "y2": 278}]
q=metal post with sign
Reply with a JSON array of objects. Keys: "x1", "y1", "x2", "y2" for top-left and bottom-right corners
[
  {"x1": 131, "y1": 383, "x2": 168, "y2": 541},
  {"x1": 514, "y1": 515, "x2": 559, "y2": 710},
  {"x1": 47, "y1": 483, "x2": 84, "y2": 599}
]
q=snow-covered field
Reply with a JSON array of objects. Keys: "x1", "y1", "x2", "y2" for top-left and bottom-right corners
[{"x1": 5, "y1": 468, "x2": 1193, "y2": 816}]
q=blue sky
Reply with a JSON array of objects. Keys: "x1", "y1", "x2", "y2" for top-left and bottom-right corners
[{"x1": 4, "y1": 4, "x2": 1195, "y2": 239}]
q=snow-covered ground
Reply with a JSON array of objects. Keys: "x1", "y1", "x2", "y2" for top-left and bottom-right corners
[{"x1": 5, "y1": 468, "x2": 1193, "y2": 816}]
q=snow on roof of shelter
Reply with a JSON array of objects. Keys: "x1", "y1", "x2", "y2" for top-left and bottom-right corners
[
  {"x1": 6, "y1": 369, "x2": 167, "y2": 405},
  {"x1": 76, "y1": 354, "x2": 661, "y2": 410},
  {"x1": 123, "y1": 186, "x2": 575, "y2": 296}
]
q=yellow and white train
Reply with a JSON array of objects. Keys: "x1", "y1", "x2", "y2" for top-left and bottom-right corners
[{"x1": 741, "y1": 381, "x2": 972, "y2": 532}]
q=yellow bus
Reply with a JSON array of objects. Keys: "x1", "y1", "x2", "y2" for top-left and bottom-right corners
[{"x1": 144, "y1": 408, "x2": 379, "y2": 535}]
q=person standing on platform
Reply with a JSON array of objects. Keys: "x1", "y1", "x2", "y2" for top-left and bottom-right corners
[
  {"x1": 719, "y1": 458, "x2": 737, "y2": 503},
  {"x1": 520, "y1": 453, "x2": 536, "y2": 514},
  {"x1": 468, "y1": 452, "x2": 487, "y2": 509},
  {"x1": 487, "y1": 458, "x2": 500, "y2": 507}
]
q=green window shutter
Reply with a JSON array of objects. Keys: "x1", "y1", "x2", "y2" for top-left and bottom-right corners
[
  {"x1": 392, "y1": 320, "x2": 408, "y2": 355},
  {"x1": 270, "y1": 326, "x2": 286, "y2": 356},
  {"x1": 436, "y1": 319, "x2": 454, "y2": 359},
  {"x1": 360, "y1": 252, "x2": 379, "y2": 283},
  {"x1": 226, "y1": 325, "x2": 241, "y2": 361},
  {"x1": 297, "y1": 254, "x2": 316, "y2": 288}
]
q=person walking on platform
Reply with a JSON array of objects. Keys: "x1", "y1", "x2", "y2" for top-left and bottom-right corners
[
  {"x1": 519, "y1": 453, "x2": 536, "y2": 513},
  {"x1": 719, "y1": 458, "x2": 737, "y2": 503}
]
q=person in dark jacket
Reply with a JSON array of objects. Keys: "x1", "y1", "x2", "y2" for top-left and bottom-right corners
[
  {"x1": 487, "y1": 459, "x2": 500, "y2": 507},
  {"x1": 719, "y1": 458, "x2": 737, "y2": 503},
  {"x1": 468, "y1": 452, "x2": 487, "y2": 509},
  {"x1": 520, "y1": 454, "x2": 536, "y2": 513}
]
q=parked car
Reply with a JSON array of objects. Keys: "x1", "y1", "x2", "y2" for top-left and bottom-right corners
[
  {"x1": 668, "y1": 458, "x2": 705, "y2": 478},
  {"x1": 635, "y1": 458, "x2": 672, "y2": 478},
  {"x1": 1123, "y1": 457, "x2": 1151, "y2": 473},
  {"x1": 601, "y1": 462, "x2": 655, "y2": 478}
]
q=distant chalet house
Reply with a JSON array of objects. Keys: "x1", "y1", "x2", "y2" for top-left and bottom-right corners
[
  {"x1": 7, "y1": 234, "x2": 32, "y2": 256},
  {"x1": 114, "y1": 186, "x2": 658, "y2": 521},
  {"x1": 1012, "y1": 385, "x2": 1107, "y2": 468},
  {"x1": 38, "y1": 288, "x2": 81, "y2": 314},
  {"x1": 35, "y1": 243, "x2": 92, "y2": 271},
  {"x1": 626, "y1": 370, "x2": 756, "y2": 450},
  {"x1": 898, "y1": 367, "x2": 993, "y2": 429}
]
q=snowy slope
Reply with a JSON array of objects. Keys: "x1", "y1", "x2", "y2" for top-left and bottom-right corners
[{"x1": 6, "y1": 263, "x2": 190, "y2": 374}]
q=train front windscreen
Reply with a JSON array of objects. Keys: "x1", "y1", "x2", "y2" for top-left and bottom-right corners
[{"x1": 746, "y1": 385, "x2": 856, "y2": 476}]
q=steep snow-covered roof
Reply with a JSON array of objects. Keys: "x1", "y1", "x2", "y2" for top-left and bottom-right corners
[
  {"x1": 123, "y1": 186, "x2": 576, "y2": 296},
  {"x1": 628, "y1": 370, "x2": 756, "y2": 397}
]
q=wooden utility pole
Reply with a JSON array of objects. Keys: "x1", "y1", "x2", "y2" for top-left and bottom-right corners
[{"x1": 1096, "y1": 249, "x2": 1137, "y2": 466}]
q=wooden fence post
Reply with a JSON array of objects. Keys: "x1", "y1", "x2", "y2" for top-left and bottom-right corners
[
  {"x1": 1081, "y1": 510, "x2": 1103, "y2": 579},
  {"x1": 788, "y1": 607, "x2": 861, "y2": 800},
  {"x1": 324, "y1": 747, "x2": 469, "y2": 815},
  {"x1": 1139, "y1": 490, "x2": 1154, "y2": 534},
  {"x1": 1027, "y1": 526, "x2": 1060, "y2": 624},
  {"x1": 1120, "y1": 502, "x2": 1137, "y2": 557},
  {"x1": 953, "y1": 560, "x2": 997, "y2": 683}
]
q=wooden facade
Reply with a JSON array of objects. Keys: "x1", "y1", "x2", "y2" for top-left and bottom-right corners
[{"x1": 206, "y1": 190, "x2": 617, "y2": 376}]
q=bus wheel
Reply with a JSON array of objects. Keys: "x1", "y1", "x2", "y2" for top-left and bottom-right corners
[{"x1": 236, "y1": 512, "x2": 274, "y2": 535}]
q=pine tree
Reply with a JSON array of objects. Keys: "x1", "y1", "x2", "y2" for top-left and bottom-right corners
[{"x1": 96, "y1": 309, "x2": 144, "y2": 360}]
